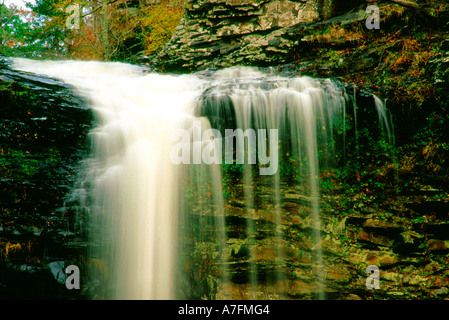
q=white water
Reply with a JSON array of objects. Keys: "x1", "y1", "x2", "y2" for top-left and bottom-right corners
[
  {"x1": 11, "y1": 59, "x2": 391, "y2": 300},
  {"x1": 201, "y1": 70, "x2": 347, "y2": 299},
  {"x1": 12, "y1": 58, "x2": 210, "y2": 299}
]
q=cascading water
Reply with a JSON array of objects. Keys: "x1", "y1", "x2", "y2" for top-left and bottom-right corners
[
  {"x1": 11, "y1": 58, "x2": 211, "y2": 299},
  {"x1": 11, "y1": 59, "x2": 392, "y2": 300}
]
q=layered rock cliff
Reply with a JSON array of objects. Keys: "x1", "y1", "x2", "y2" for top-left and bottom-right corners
[
  {"x1": 154, "y1": 0, "x2": 449, "y2": 300},
  {"x1": 157, "y1": 0, "x2": 367, "y2": 71},
  {"x1": 156, "y1": 0, "x2": 449, "y2": 76}
]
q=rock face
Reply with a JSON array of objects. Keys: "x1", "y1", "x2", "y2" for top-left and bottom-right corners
[
  {"x1": 177, "y1": 81, "x2": 449, "y2": 300},
  {"x1": 0, "y1": 57, "x2": 92, "y2": 299},
  {"x1": 1, "y1": 51, "x2": 448, "y2": 300},
  {"x1": 157, "y1": 0, "x2": 365, "y2": 71},
  {"x1": 184, "y1": 187, "x2": 449, "y2": 300}
]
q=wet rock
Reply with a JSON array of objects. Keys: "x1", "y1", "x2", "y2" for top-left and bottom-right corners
[
  {"x1": 231, "y1": 244, "x2": 251, "y2": 260},
  {"x1": 0, "y1": 261, "x2": 81, "y2": 299},
  {"x1": 0, "y1": 59, "x2": 92, "y2": 299},
  {"x1": 362, "y1": 219, "x2": 402, "y2": 231},
  {"x1": 427, "y1": 239, "x2": 449, "y2": 252},
  {"x1": 286, "y1": 278, "x2": 318, "y2": 297},
  {"x1": 431, "y1": 287, "x2": 449, "y2": 297},
  {"x1": 326, "y1": 267, "x2": 351, "y2": 283},
  {"x1": 48, "y1": 261, "x2": 67, "y2": 285},
  {"x1": 346, "y1": 293, "x2": 363, "y2": 300}
]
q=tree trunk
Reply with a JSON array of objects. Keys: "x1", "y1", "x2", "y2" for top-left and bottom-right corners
[
  {"x1": 101, "y1": 0, "x2": 110, "y2": 61},
  {"x1": 0, "y1": 4, "x2": 18, "y2": 50},
  {"x1": 322, "y1": 0, "x2": 334, "y2": 20},
  {"x1": 387, "y1": 0, "x2": 419, "y2": 10}
]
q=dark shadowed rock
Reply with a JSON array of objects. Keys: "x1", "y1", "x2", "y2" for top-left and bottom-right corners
[{"x1": 0, "y1": 57, "x2": 92, "y2": 299}]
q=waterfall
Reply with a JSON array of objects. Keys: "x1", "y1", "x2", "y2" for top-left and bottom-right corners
[
  {"x1": 11, "y1": 58, "x2": 209, "y2": 299},
  {"x1": 198, "y1": 68, "x2": 346, "y2": 299},
  {"x1": 11, "y1": 59, "x2": 391, "y2": 300}
]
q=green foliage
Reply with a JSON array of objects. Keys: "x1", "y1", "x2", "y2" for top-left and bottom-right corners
[
  {"x1": 1, "y1": 0, "x2": 186, "y2": 60},
  {"x1": 294, "y1": 3, "x2": 446, "y2": 110},
  {"x1": 221, "y1": 161, "x2": 244, "y2": 200},
  {"x1": 1, "y1": 0, "x2": 69, "y2": 58},
  {"x1": 0, "y1": 81, "x2": 37, "y2": 120},
  {"x1": 316, "y1": 105, "x2": 398, "y2": 212},
  {"x1": 140, "y1": 1, "x2": 185, "y2": 55},
  {"x1": 0, "y1": 149, "x2": 62, "y2": 181}
]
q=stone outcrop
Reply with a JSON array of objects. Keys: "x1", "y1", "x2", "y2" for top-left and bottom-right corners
[
  {"x1": 184, "y1": 186, "x2": 449, "y2": 300},
  {"x1": 178, "y1": 84, "x2": 449, "y2": 300},
  {"x1": 0, "y1": 57, "x2": 92, "y2": 299},
  {"x1": 156, "y1": 0, "x2": 366, "y2": 71}
]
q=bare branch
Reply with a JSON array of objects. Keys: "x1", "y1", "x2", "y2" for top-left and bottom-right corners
[
  {"x1": 1, "y1": 6, "x2": 18, "y2": 28},
  {"x1": 387, "y1": 0, "x2": 420, "y2": 10},
  {"x1": 80, "y1": 0, "x2": 121, "y2": 19}
]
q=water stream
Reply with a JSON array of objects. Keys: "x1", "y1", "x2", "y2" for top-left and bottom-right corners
[{"x1": 11, "y1": 59, "x2": 392, "y2": 300}]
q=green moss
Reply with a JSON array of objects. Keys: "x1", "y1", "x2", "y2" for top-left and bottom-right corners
[{"x1": 293, "y1": 4, "x2": 447, "y2": 110}]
